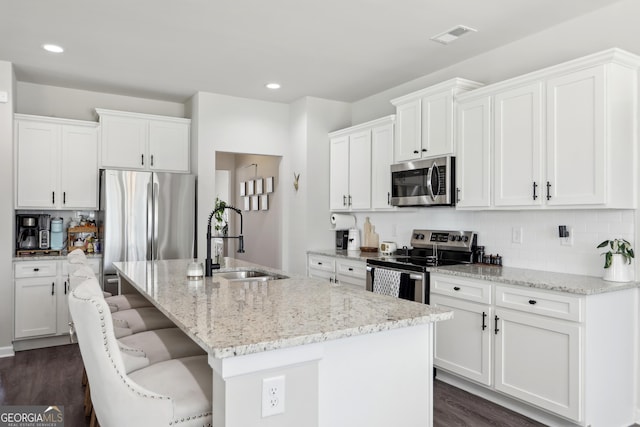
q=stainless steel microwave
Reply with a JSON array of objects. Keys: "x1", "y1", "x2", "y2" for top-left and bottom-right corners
[{"x1": 390, "y1": 156, "x2": 455, "y2": 207}]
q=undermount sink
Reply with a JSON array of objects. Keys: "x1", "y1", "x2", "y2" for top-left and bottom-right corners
[{"x1": 214, "y1": 270, "x2": 288, "y2": 281}]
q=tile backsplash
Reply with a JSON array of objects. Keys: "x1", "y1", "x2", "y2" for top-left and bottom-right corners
[{"x1": 352, "y1": 208, "x2": 635, "y2": 277}]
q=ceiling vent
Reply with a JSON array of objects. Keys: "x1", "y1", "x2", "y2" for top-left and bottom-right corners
[{"x1": 430, "y1": 25, "x2": 477, "y2": 45}]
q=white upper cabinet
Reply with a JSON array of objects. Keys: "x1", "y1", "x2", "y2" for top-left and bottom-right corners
[
  {"x1": 456, "y1": 48, "x2": 640, "y2": 210},
  {"x1": 15, "y1": 115, "x2": 99, "y2": 210},
  {"x1": 391, "y1": 79, "x2": 483, "y2": 162},
  {"x1": 456, "y1": 96, "x2": 492, "y2": 208},
  {"x1": 329, "y1": 116, "x2": 394, "y2": 212},
  {"x1": 97, "y1": 109, "x2": 191, "y2": 173},
  {"x1": 370, "y1": 122, "x2": 395, "y2": 209},
  {"x1": 493, "y1": 82, "x2": 544, "y2": 207}
]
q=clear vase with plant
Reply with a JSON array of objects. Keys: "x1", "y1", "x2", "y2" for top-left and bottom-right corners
[{"x1": 597, "y1": 238, "x2": 634, "y2": 282}]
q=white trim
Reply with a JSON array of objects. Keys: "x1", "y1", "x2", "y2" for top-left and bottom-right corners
[
  {"x1": 14, "y1": 113, "x2": 99, "y2": 127},
  {"x1": 95, "y1": 108, "x2": 190, "y2": 124},
  {"x1": 390, "y1": 78, "x2": 484, "y2": 105},
  {"x1": 328, "y1": 115, "x2": 395, "y2": 138},
  {"x1": 208, "y1": 342, "x2": 324, "y2": 379},
  {"x1": 0, "y1": 345, "x2": 15, "y2": 358}
]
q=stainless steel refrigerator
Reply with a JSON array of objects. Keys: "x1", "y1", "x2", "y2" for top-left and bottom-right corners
[{"x1": 99, "y1": 169, "x2": 196, "y2": 293}]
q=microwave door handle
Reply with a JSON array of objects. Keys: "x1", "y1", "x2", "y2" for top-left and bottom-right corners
[{"x1": 426, "y1": 162, "x2": 438, "y2": 201}]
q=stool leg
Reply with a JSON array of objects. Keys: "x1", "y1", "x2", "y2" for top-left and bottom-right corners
[
  {"x1": 82, "y1": 367, "x2": 88, "y2": 386},
  {"x1": 84, "y1": 383, "x2": 93, "y2": 417},
  {"x1": 89, "y1": 408, "x2": 98, "y2": 427}
]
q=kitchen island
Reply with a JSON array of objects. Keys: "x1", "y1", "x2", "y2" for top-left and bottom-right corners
[{"x1": 113, "y1": 258, "x2": 452, "y2": 427}]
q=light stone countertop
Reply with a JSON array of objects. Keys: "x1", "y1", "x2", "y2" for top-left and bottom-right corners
[
  {"x1": 429, "y1": 264, "x2": 640, "y2": 295},
  {"x1": 113, "y1": 258, "x2": 452, "y2": 359},
  {"x1": 307, "y1": 249, "x2": 385, "y2": 261}
]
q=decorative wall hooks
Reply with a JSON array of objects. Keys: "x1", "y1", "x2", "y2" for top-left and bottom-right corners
[{"x1": 293, "y1": 173, "x2": 300, "y2": 191}]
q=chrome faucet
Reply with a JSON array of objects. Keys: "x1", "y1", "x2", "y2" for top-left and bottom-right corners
[{"x1": 206, "y1": 205, "x2": 245, "y2": 276}]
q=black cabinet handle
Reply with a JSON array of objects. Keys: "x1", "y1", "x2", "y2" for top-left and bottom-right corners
[
  {"x1": 64, "y1": 281, "x2": 68, "y2": 295},
  {"x1": 317, "y1": 262, "x2": 323, "y2": 266},
  {"x1": 33, "y1": 268, "x2": 39, "y2": 272},
  {"x1": 343, "y1": 195, "x2": 346, "y2": 206},
  {"x1": 528, "y1": 299, "x2": 537, "y2": 305},
  {"x1": 141, "y1": 154, "x2": 144, "y2": 166},
  {"x1": 413, "y1": 150, "x2": 419, "y2": 154},
  {"x1": 421, "y1": 148, "x2": 427, "y2": 152},
  {"x1": 348, "y1": 267, "x2": 354, "y2": 271},
  {"x1": 456, "y1": 188, "x2": 461, "y2": 203},
  {"x1": 532, "y1": 182, "x2": 538, "y2": 200},
  {"x1": 151, "y1": 154, "x2": 154, "y2": 167},
  {"x1": 546, "y1": 181, "x2": 551, "y2": 200},
  {"x1": 387, "y1": 192, "x2": 390, "y2": 205},
  {"x1": 348, "y1": 195, "x2": 352, "y2": 206},
  {"x1": 494, "y1": 315, "x2": 500, "y2": 334},
  {"x1": 63, "y1": 192, "x2": 66, "y2": 204},
  {"x1": 52, "y1": 191, "x2": 55, "y2": 204},
  {"x1": 482, "y1": 311, "x2": 487, "y2": 331},
  {"x1": 453, "y1": 286, "x2": 460, "y2": 291},
  {"x1": 51, "y1": 282, "x2": 55, "y2": 296}
]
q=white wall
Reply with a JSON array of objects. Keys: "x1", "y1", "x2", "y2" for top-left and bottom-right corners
[
  {"x1": 0, "y1": 61, "x2": 15, "y2": 356},
  {"x1": 191, "y1": 92, "x2": 290, "y2": 265},
  {"x1": 284, "y1": 97, "x2": 351, "y2": 274},
  {"x1": 17, "y1": 82, "x2": 185, "y2": 121}
]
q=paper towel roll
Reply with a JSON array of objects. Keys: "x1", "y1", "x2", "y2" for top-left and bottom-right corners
[{"x1": 330, "y1": 213, "x2": 356, "y2": 230}]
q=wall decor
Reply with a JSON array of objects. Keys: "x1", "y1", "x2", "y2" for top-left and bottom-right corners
[
  {"x1": 243, "y1": 197, "x2": 250, "y2": 211},
  {"x1": 251, "y1": 195, "x2": 259, "y2": 211},
  {"x1": 260, "y1": 194, "x2": 269, "y2": 210},
  {"x1": 240, "y1": 182, "x2": 246, "y2": 196},
  {"x1": 247, "y1": 180, "x2": 255, "y2": 195},
  {"x1": 255, "y1": 178, "x2": 264, "y2": 194},
  {"x1": 293, "y1": 173, "x2": 300, "y2": 191},
  {"x1": 266, "y1": 176, "x2": 274, "y2": 193}
]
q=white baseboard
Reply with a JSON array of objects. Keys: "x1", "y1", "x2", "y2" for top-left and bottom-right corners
[
  {"x1": 0, "y1": 345, "x2": 15, "y2": 358},
  {"x1": 635, "y1": 407, "x2": 640, "y2": 424}
]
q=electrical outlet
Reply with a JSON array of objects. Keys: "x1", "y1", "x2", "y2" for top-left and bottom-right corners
[
  {"x1": 262, "y1": 375, "x2": 285, "y2": 417},
  {"x1": 511, "y1": 227, "x2": 523, "y2": 244},
  {"x1": 560, "y1": 227, "x2": 574, "y2": 246}
]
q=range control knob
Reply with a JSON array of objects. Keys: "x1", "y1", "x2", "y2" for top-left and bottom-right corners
[
  {"x1": 462, "y1": 236, "x2": 469, "y2": 242},
  {"x1": 449, "y1": 235, "x2": 455, "y2": 241}
]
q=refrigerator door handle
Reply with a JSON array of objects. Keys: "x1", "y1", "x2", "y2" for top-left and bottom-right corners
[
  {"x1": 153, "y1": 181, "x2": 159, "y2": 260},
  {"x1": 147, "y1": 180, "x2": 154, "y2": 260}
]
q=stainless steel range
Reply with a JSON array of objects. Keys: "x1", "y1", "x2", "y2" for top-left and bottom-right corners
[{"x1": 366, "y1": 229, "x2": 477, "y2": 304}]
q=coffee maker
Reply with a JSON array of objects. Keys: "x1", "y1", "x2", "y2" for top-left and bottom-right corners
[
  {"x1": 336, "y1": 230, "x2": 349, "y2": 249},
  {"x1": 16, "y1": 215, "x2": 39, "y2": 250}
]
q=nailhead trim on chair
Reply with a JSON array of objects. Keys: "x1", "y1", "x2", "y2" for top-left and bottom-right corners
[
  {"x1": 74, "y1": 291, "x2": 170, "y2": 403},
  {"x1": 169, "y1": 412, "x2": 213, "y2": 426}
]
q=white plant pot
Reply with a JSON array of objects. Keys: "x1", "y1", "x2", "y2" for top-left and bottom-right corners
[{"x1": 602, "y1": 254, "x2": 634, "y2": 282}]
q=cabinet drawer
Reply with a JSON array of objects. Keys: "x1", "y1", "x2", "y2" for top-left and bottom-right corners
[
  {"x1": 431, "y1": 274, "x2": 492, "y2": 304},
  {"x1": 336, "y1": 259, "x2": 366, "y2": 279},
  {"x1": 495, "y1": 285, "x2": 583, "y2": 322},
  {"x1": 14, "y1": 261, "x2": 58, "y2": 278},
  {"x1": 308, "y1": 255, "x2": 335, "y2": 273}
]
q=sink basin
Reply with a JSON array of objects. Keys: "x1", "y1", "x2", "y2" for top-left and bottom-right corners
[{"x1": 214, "y1": 270, "x2": 288, "y2": 281}]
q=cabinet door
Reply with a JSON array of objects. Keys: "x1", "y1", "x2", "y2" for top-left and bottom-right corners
[
  {"x1": 494, "y1": 308, "x2": 581, "y2": 421},
  {"x1": 336, "y1": 259, "x2": 366, "y2": 290},
  {"x1": 100, "y1": 115, "x2": 147, "y2": 169},
  {"x1": 394, "y1": 99, "x2": 421, "y2": 162},
  {"x1": 57, "y1": 275, "x2": 71, "y2": 336},
  {"x1": 456, "y1": 96, "x2": 492, "y2": 208},
  {"x1": 348, "y1": 130, "x2": 372, "y2": 210},
  {"x1": 546, "y1": 66, "x2": 605, "y2": 206},
  {"x1": 60, "y1": 125, "x2": 99, "y2": 209},
  {"x1": 432, "y1": 294, "x2": 492, "y2": 386},
  {"x1": 494, "y1": 83, "x2": 543, "y2": 207},
  {"x1": 329, "y1": 136, "x2": 350, "y2": 210},
  {"x1": 15, "y1": 120, "x2": 60, "y2": 208},
  {"x1": 148, "y1": 120, "x2": 190, "y2": 172},
  {"x1": 371, "y1": 123, "x2": 394, "y2": 209},
  {"x1": 15, "y1": 277, "x2": 57, "y2": 338},
  {"x1": 423, "y1": 91, "x2": 454, "y2": 157}
]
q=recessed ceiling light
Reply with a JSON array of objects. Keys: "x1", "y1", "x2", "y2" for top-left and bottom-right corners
[
  {"x1": 43, "y1": 44, "x2": 64, "y2": 53},
  {"x1": 430, "y1": 25, "x2": 477, "y2": 45},
  {"x1": 265, "y1": 83, "x2": 281, "y2": 90}
]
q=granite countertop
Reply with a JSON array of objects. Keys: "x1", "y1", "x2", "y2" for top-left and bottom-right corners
[
  {"x1": 113, "y1": 258, "x2": 452, "y2": 359},
  {"x1": 13, "y1": 253, "x2": 103, "y2": 262},
  {"x1": 307, "y1": 248, "x2": 385, "y2": 261},
  {"x1": 429, "y1": 264, "x2": 640, "y2": 295}
]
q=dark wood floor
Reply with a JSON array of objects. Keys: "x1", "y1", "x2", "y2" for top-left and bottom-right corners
[{"x1": 2, "y1": 345, "x2": 634, "y2": 427}]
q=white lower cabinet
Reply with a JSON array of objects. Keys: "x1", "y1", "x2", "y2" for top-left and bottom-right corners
[
  {"x1": 307, "y1": 253, "x2": 366, "y2": 289},
  {"x1": 431, "y1": 273, "x2": 636, "y2": 425},
  {"x1": 14, "y1": 258, "x2": 102, "y2": 341}
]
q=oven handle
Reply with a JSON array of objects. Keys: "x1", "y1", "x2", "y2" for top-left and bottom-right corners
[{"x1": 366, "y1": 265, "x2": 424, "y2": 281}]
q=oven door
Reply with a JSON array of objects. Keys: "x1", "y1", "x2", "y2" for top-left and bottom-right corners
[{"x1": 366, "y1": 264, "x2": 427, "y2": 304}]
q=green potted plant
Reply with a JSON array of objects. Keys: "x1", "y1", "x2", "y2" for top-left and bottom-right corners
[
  {"x1": 214, "y1": 198, "x2": 228, "y2": 236},
  {"x1": 597, "y1": 238, "x2": 634, "y2": 282}
]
